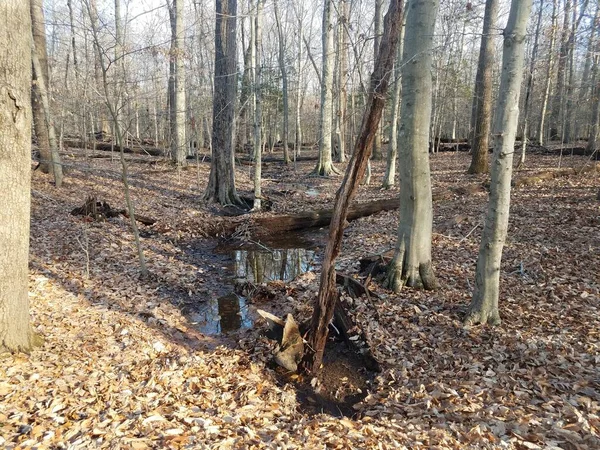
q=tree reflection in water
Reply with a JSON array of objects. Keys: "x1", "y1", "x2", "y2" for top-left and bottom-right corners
[{"x1": 232, "y1": 248, "x2": 316, "y2": 283}]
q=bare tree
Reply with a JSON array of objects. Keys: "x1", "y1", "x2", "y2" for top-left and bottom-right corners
[
  {"x1": 30, "y1": 0, "x2": 63, "y2": 186},
  {"x1": 537, "y1": 0, "x2": 558, "y2": 144},
  {"x1": 302, "y1": 0, "x2": 404, "y2": 374},
  {"x1": 464, "y1": 0, "x2": 533, "y2": 326},
  {"x1": 168, "y1": 0, "x2": 187, "y2": 167},
  {"x1": 274, "y1": 0, "x2": 291, "y2": 164},
  {"x1": 518, "y1": 0, "x2": 544, "y2": 167},
  {"x1": 1, "y1": 0, "x2": 40, "y2": 352},
  {"x1": 385, "y1": 0, "x2": 439, "y2": 292},
  {"x1": 205, "y1": 0, "x2": 243, "y2": 205},
  {"x1": 468, "y1": 0, "x2": 499, "y2": 174},
  {"x1": 314, "y1": 0, "x2": 339, "y2": 176},
  {"x1": 252, "y1": 0, "x2": 265, "y2": 210}
]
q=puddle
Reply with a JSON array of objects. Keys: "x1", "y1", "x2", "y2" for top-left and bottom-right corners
[
  {"x1": 189, "y1": 293, "x2": 253, "y2": 335},
  {"x1": 187, "y1": 229, "x2": 327, "y2": 335}
]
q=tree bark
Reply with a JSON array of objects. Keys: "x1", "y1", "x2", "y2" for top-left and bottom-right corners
[
  {"x1": 314, "y1": 0, "x2": 339, "y2": 176},
  {"x1": 372, "y1": 0, "x2": 384, "y2": 160},
  {"x1": 464, "y1": 0, "x2": 533, "y2": 326},
  {"x1": 468, "y1": 0, "x2": 499, "y2": 174},
  {"x1": 550, "y1": 0, "x2": 571, "y2": 141},
  {"x1": 385, "y1": 0, "x2": 439, "y2": 292},
  {"x1": 204, "y1": 0, "x2": 243, "y2": 205},
  {"x1": 537, "y1": 0, "x2": 558, "y2": 144},
  {"x1": 518, "y1": 0, "x2": 544, "y2": 167},
  {"x1": 383, "y1": 15, "x2": 406, "y2": 189},
  {"x1": 252, "y1": 0, "x2": 265, "y2": 209},
  {"x1": 302, "y1": 0, "x2": 403, "y2": 374},
  {"x1": 334, "y1": 0, "x2": 349, "y2": 164},
  {"x1": 170, "y1": 0, "x2": 187, "y2": 167},
  {"x1": 274, "y1": 0, "x2": 290, "y2": 164},
  {"x1": 0, "y1": 0, "x2": 38, "y2": 353},
  {"x1": 30, "y1": 0, "x2": 63, "y2": 186}
]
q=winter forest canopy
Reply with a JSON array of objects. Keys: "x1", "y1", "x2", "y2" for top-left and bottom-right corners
[{"x1": 0, "y1": 0, "x2": 599, "y2": 448}]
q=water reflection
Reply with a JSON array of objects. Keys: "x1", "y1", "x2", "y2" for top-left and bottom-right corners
[
  {"x1": 189, "y1": 293, "x2": 252, "y2": 335},
  {"x1": 232, "y1": 248, "x2": 316, "y2": 283}
]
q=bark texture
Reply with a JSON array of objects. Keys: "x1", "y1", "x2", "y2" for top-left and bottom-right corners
[
  {"x1": 314, "y1": 0, "x2": 339, "y2": 176},
  {"x1": 30, "y1": 0, "x2": 63, "y2": 185},
  {"x1": 1, "y1": 0, "x2": 37, "y2": 353},
  {"x1": 469, "y1": 0, "x2": 499, "y2": 174},
  {"x1": 465, "y1": 0, "x2": 533, "y2": 327},
  {"x1": 385, "y1": 0, "x2": 439, "y2": 292},
  {"x1": 171, "y1": 0, "x2": 187, "y2": 166},
  {"x1": 205, "y1": 0, "x2": 242, "y2": 205},
  {"x1": 302, "y1": 0, "x2": 403, "y2": 374}
]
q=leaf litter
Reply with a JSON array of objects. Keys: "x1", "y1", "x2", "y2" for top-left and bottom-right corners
[{"x1": 0, "y1": 149, "x2": 598, "y2": 449}]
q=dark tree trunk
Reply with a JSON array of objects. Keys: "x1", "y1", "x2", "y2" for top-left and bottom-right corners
[
  {"x1": 301, "y1": 0, "x2": 404, "y2": 374},
  {"x1": 469, "y1": 0, "x2": 499, "y2": 174},
  {"x1": 204, "y1": 0, "x2": 242, "y2": 205}
]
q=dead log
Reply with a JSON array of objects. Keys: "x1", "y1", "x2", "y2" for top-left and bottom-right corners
[
  {"x1": 251, "y1": 198, "x2": 401, "y2": 238},
  {"x1": 63, "y1": 138, "x2": 166, "y2": 157},
  {"x1": 513, "y1": 163, "x2": 600, "y2": 187}
]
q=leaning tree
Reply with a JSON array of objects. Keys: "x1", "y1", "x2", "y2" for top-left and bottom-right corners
[{"x1": 385, "y1": 0, "x2": 439, "y2": 292}]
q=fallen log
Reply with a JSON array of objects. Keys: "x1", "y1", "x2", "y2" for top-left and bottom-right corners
[
  {"x1": 63, "y1": 139, "x2": 166, "y2": 157},
  {"x1": 513, "y1": 163, "x2": 599, "y2": 187},
  {"x1": 250, "y1": 197, "x2": 401, "y2": 237}
]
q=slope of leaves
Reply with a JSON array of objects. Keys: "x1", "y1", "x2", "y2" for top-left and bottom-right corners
[{"x1": 0, "y1": 150, "x2": 598, "y2": 449}]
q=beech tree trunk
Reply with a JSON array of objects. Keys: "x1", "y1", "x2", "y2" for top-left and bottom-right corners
[
  {"x1": 383, "y1": 16, "x2": 405, "y2": 189},
  {"x1": 274, "y1": 0, "x2": 290, "y2": 164},
  {"x1": 252, "y1": 0, "x2": 265, "y2": 210},
  {"x1": 469, "y1": 0, "x2": 499, "y2": 174},
  {"x1": 314, "y1": 0, "x2": 339, "y2": 176},
  {"x1": 205, "y1": 0, "x2": 243, "y2": 205},
  {"x1": 1, "y1": 0, "x2": 38, "y2": 353},
  {"x1": 302, "y1": 0, "x2": 403, "y2": 374},
  {"x1": 518, "y1": 0, "x2": 543, "y2": 167},
  {"x1": 30, "y1": 0, "x2": 63, "y2": 186},
  {"x1": 385, "y1": 0, "x2": 439, "y2": 292},
  {"x1": 372, "y1": 0, "x2": 384, "y2": 160},
  {"x1": 170, "y1": 0, "x2": 186, "y2": 167},
  {"x1": 537, "y1": 0, "x2": 558, "y2": 144},
  {"x1": 464, "y1": 0, "x2": 533, "y2": 326}
]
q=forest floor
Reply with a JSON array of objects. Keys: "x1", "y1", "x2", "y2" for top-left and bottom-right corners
[{"x1": 1, "y1": 146, "x2": 599, "y2": 449}]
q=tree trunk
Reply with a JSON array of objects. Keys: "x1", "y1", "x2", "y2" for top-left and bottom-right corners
[
  {"x1": 205, "y1": 0, "x2": 243, "y2": 205},
  {"x1": 335, "y1": 0, "x2": 349, "y2": 164},
  {"x1": 587, "y1": 59, "x2": 600, "y2": 153},
  {"x1": 294, "y1": 10, "x2": 303, "y2": 162},
  {"x1": 468, "y1": 0, "x2": 499, "y2": 174},
  {"x1": 314, "y1": 0, "x2": 339, "y2": 176},
  {"x1": 575, "y1": 4, "x2": 599, "y2": 141},
  {"x1": 30, "y1": 0, "x2": 63, "y2": 186},
  {"x1": 372, "y1": 0, "x2": 384, "y2": 160},
  {"x1": 0, "y1": 0, "x2": 38, "y2": 353},
  {"x1": 302, "y1": 0, "x2": 404, "y2": 374},
  {"x1": 274, "y1": 0, "x2": 290, "y2": 164},
  {"x1": 170, "y1": 0, "x2": 187, "y2": 167},
  {"x1": 550, "y1": 0, "x2": 571, "y2": 141},
  {"x1": 537, "y1": 0, "x2": 558, "y2": 144},
  {"x1": 385, "y1": 0, "x2": 439, "y2": 292},
  {"x1": 252, "y1": 0, "x2": 265, "y2": 210},
  {"x1": 383, "y1": 17, "x2": 405, "y2": 189},
  {"x1": 464, "y1": 0, "x2": 533, "y2": 326},
  {"x1": 518, "y1": 0, "x2": 544, "y2": 167}
]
